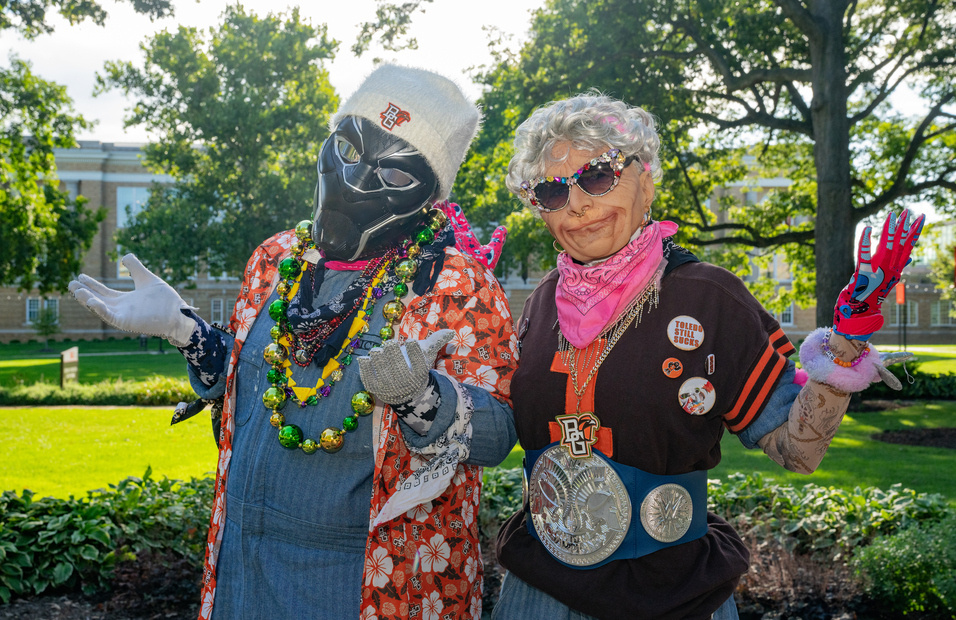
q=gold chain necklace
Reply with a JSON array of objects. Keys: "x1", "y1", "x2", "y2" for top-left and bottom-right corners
[{"x1": 559, "y1": 281, "x2": 660, "y2": 413}]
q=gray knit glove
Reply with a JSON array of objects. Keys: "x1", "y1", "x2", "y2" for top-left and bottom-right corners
[{"x1": 357, "y1": 329, "x2": 455, "y2": 405}]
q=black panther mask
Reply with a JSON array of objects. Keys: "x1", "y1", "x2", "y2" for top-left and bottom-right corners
[{"x1": 313, "y1": 116, "x2": 439, "y2": 261}]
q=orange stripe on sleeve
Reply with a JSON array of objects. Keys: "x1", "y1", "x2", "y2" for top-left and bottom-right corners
[
  {"x1": 723, "y1": 344, "x2": 774, "y2": 423},
  {"x1": 727, "y1": 352, "x2": 788, "y2": 432}
]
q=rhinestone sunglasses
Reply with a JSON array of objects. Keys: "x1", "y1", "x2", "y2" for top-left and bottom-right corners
[{"x1": 518, "y1": 148, "x2": 647, "y2": 213}]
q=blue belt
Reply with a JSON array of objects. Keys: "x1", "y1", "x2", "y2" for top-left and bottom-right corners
[{"x1": 524, "y1": 443, "x2": 709, "y2": 569}]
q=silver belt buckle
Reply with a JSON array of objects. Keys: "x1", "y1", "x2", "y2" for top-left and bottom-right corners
[
  {"x1": 529, "y1": 446, "x2": 631, "y2": 566},
  {"x1": 640, "y1": 483, "x2": 694, "y2": 543}
]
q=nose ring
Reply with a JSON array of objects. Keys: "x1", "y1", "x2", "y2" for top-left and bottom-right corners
[{"x1": 571, "y1": 205, "x2": 589, "y2": 218}]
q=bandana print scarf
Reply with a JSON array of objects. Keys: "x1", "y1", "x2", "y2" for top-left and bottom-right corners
[{"x1": 555, "y1": 220, "x2": 679, "y2": 348}]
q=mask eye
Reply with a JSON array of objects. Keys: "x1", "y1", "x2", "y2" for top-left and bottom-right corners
[
  {"x1": 336, "y1": 137, "x2": 360, "y2": 163},
  {"x1": 379, "y1": 168, "x2": 417, "y2": 188}
]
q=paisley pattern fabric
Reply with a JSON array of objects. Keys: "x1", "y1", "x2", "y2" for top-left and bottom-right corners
[
  {"x1": 197, "y1": 232, "x2": 517, "y2": 620},
  {"x1": 554, "y1": 220, "x2": 677, "y2": 348}
]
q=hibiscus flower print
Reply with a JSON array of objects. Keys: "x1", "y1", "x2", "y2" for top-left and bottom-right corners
[
  {"x1": 217, "y1": 448, "x2": 232, "y2": 479},
  {"x1": 464, "y1": 556, "x2": 478, "y2": 582},
  {"x1": 436, "y1": 269, "x2": 459, "y2": 290},
  {"x1": 200, "y1": 587, "x2": 215, "y2": 619},
  {"x1": 452, "y1": 464, "x2": 466, "y2": 486},
  {"x1": 464, "y1": 365, "x2": 498, "y2": 391},
  {"x1": 364, "y1": 546, "x2": 393, "y2": 588},
  {"x1": 212, "y1": 493, "x2": 225, "y2": 527},
  {"x1": 361, "y1": 605, "x2": 378, "y2": 620},
  {"x1": 405, "y1": 500, "x2": 432, "y2": 522},
  {"x1": 420, "y1": 533, "x2": 450, "y2": 573},
  {"x1": 233, "y1": 306, "x2": 257, "y2": 341},
  {"x1": 426, "y1": 301, "x2": 442, "y2": 325},
  {"x1": 275, "y1": 233, "x2": 293, "y2": 249},
  {"x1": 422, "y1": 590, "x2": 444, "y2": 620},
  {"x1": 494, "y1": 294, "x2": 512, "y2": 320},
  {"x1": 450, "y1": 326, "x2": 476, "y2": 356},
  {"x1": 469, "y1": 591, "x2": 482, "y2": 618},
  {"x1": 462, "y1": 501, "x2": 474, "y2": 528}
]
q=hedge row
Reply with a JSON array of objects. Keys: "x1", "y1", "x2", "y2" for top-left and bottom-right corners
[
  {"x1": 0, "y1": 377, "x2": 194, "y2": 406},
  {"x1": 2, "y1": 469, "x2": 954, "y2": 616}
]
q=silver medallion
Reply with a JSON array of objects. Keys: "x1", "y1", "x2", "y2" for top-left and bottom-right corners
[
  {"x1": 528, "y1": 446, "x2": 631, "y2": 566},
  {"x1": 640, "y1": 483, "x2": 693, "y2": 543}
]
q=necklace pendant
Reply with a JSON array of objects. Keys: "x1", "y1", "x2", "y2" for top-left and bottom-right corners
[
  {"x1": 294, "y1": 349, "x2": 309, "y2": 364},
  {"x1": 554, "y1": 411, "x2": 602, "y2": 459}
]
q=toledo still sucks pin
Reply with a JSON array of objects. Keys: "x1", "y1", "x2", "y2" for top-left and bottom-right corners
[{"x1": 667, "y1": 315, "x2": 704, "y2": 351}]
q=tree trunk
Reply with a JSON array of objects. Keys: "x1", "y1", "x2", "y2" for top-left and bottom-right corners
[{"x1": 809, "y1": 1, "x2": 855, "y2": 328}]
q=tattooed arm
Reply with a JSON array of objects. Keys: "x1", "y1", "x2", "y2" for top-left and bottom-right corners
[{"x1": 757, "y1": 333, "x2": 867, "y2": 474}]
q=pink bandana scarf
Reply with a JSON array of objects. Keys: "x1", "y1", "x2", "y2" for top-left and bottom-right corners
[{"x1": 555, "y1": 220, "x2": 679, "y2": 348}]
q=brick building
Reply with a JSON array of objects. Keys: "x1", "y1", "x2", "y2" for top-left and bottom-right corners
[{"x1": 0, "y1": 141, "x2": 240, "y2": 344}]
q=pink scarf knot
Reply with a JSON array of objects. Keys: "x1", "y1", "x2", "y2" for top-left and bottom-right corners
[{"x1": 555, "y1": 220, "x2": 678, "y2": 348}]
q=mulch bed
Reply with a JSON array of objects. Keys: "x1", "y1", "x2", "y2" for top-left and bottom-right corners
[{"x1": 872, "y1": 427, "x2": 956, "y2": 449}]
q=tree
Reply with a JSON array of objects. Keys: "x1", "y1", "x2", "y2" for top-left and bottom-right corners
[
  {"x1": 32, "y1": 300, "x2": 60, "y2": 351},
  {"x1": 1, "y1": 0, "x2": 172, "y2": 37},
  {"x1": 96, "y1": 6, "x2": 340, "y2": 284},
  {"x1": 0, "y1": 0, "x2": 174, "y2": 293},
  {"x1": 457, "y1": 0, "x2": 956, "y2": 323},
  {"x1": 0, "y1": 58, "x2": 104, "y2": 293}
]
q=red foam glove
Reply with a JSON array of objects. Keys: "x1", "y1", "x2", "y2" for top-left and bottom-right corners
[
  {"x1": 436, "y1": 201, "x2": 508, "y2": 270},
  {"x1": 833, "y1": 209, "x2": 925, "y2": 339}
]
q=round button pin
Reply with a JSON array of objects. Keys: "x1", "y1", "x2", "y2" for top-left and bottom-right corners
[
  {"x1": 662, "y1": 357, "x2": 683, "y2": 378},
  {"x1": 667, "y1": 315, "x2": 704, "y2": 351},
  {"x1": 678, "y1": 377, "x2": 716, "y2": 416}
]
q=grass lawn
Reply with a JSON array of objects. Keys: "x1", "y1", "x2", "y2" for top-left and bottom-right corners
[
  {"x1": 1, "y1": 338, "x2": 953, "y2": 504},
  {"x1": 0, "y1": 406, "x2": 218, "y2": 499},
  {"x1": 898, "y1": 344, "x2": 956, "y2": 375},
  {"x1": 712, "y1": 400, "x2": 956, "y2": 506},
  {"x1": 0, "y1": 336, "x2": 188, "y2": 386}
]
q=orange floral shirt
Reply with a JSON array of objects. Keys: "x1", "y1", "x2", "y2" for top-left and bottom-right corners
[{"x1": 198, "y1": 233, "x2": 518, "y2": 620}]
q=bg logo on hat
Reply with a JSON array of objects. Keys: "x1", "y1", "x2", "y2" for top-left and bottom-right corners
[{"x1": 380, "y1": 103, "x2": 411, "y2": 130}]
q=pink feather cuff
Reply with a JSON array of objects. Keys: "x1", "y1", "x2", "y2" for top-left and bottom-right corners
[{"x1": 799, "y1": 327, "x2": 881, "y2": 393}]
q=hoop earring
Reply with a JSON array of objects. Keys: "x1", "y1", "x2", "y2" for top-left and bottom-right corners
[{"x1": 553, "y1": 239, "x2": 565, "y2": 253}]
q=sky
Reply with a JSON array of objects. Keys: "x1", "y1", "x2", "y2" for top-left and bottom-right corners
[{"x1": 5, "y1": 0, "x2": 541, "y2": 143}]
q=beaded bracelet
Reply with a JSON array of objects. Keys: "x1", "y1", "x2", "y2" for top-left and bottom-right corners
[{"x1": 822, "y1": 327, "x2": 871, "y2": 368}]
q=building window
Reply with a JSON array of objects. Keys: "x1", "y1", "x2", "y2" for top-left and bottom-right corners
[
  {"x1": 931, "y1": 300, "x2": 956, "y2": 326},
  {"x1": 889, "y1": 301, "x2": 919, "y2": 327},
  {"x1": 26, "y1": 298, "x2": 59, "y2": 324},
  {"x1": 211, "y1": 298, "x2": 224, "y2": 324},
  {"x1": 117, "y1": 186, "x2": 151, "y2": 278},
  {"x1": 774, "y1": 303, "x2": 794, "y2": 326}
]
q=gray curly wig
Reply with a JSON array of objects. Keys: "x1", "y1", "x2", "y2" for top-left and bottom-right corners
[{"x1": 506, "y1": 92, "x2": 662, "y2": 212}]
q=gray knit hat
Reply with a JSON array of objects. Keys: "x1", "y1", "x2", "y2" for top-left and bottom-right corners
[{"x1": 332, "y1": 63, "x2": 481, "y2": 200}]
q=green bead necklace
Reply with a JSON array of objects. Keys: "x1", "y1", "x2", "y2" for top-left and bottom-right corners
[{"x1": 262, "y1": 208, "x2": 450, "y2": 454}]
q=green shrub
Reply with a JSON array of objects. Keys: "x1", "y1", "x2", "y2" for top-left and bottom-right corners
[
  {"x1": 709, "y1": 472, "x2": 949, "y2": 561},
  {"x1": 479, "y1": 467, "x2": 523, "y2": 542},
  {"x1": 0, "y1": 376, "x2": 194, "y2": 406},
  {"x1": 0, "y1": 468, "x2": 212, "y2": 603},
  {"x1": 852, "y1": 513, "x2": 956, "y2": 617}
]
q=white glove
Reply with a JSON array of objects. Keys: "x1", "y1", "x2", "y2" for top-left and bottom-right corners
[
  {"x1": 68, "y1": 253, "x2": 197, "y2": 347},
  {"x1": 357, "y1": 329, "x2": 455, "y2": 405}
]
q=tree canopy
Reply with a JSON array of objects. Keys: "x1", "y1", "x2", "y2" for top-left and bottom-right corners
[
  {"x1": 0, "y1": 0, "x2": 173, "y2": 293},
  {"x1": 454, "y1": 0, "x2": 956, "y2": 323},
  {"x1": 96, "y1": 5, "x2": 340, "y2": 284},
  {"x1": 1, "y1": 0, "x2": 172, "y2": 38}
]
